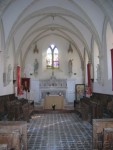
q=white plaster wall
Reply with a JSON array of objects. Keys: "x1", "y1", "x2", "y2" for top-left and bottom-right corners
[
  {"x1": 106, "y1": 23, "x2": 113, "y2": 79},
  {"x1": 75, "y1": 0, "x2": 105, "y2": 41},
  {"x1": 93, "y1": 79, "x2": 113, "y2": 95},
  {"x1": 65, "y1": 17, "x2": 92, "y2": 50},
  {"x1": 93, "y1": 22, "x2": 113, "y2": 94},
  {"x1": 0, "y1": 42, "x2": 14, "y2": 95},
  {"x1": 2, "y1": 0, "x2": 32, "y2": 41},
  {"x1": 66, "y1": 79, "x2": 76, "y2": 102},
  {"x1": 1, "y1": 0, "x2": 113, "y2": 97},
  {"x1": 93, "y1": 40, "x2": 99, "y2": 82},
  {"x1": 30, "y1": 79, "x2": 40, "y2": 102},
  {"x1": 30, "y1": 79, "x2": 76, "y2": 102},
  {"x1": 23, "y1": 35, "x2": 82, "y2": 101},
  {"x1": 0, "y1": 51, "x2": 4, "y2": 95},
  {"x1": 24, "y1": 35, "x2": 82, "y2": 80}
]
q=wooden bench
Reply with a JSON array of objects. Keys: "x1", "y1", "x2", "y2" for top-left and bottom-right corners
[
  {"x1": 0, "y1": 121, "x2": 27, "y2": 150},
  {"x1": 0, "y1": 144, "x2": 8, "y2": 150},
  {"x1": 75, "y1": 101, "x2": 89, "y2": 121},
  {"x1": 22, "y1": 101, "x2": 34, "y2": 122},
  {"x1": 92, "y1": 118, "x2": 113, "y2": 149},
  {"x1": 103, "y1": 128, "x2": 113, "y2": 149},
  {"x1": 0, "y1": 129, "x2": 21, "y2": 150}
]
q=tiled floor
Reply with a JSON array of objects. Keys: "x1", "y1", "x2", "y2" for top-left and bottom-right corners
[{"x1": 27, "y1": 112, "x2": 92, "y2": 150}]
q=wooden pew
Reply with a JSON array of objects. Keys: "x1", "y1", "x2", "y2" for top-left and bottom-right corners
[
  {"x1": 103, "y1": 128, "x2": 113, "y2": 149},
  {"x1": 7, "y1": 100, "x2": 23, "y2": 121},
  {"x1": 0, "y1": 121, "x2": 27, "y2": 150},
  {"x1": 6, "y1": 99, "x2": 34, "y2": 121},
  {"x1": 89, "y1": 101, "x2": 103, "y2": 123},
  {"x1": 0, "y1": 99, "x2": 5, "y2": 120},
  {"x1": 22, "y1": 101, "x2": 34, "y2": 122},
  {"x1": 92, "y1": 118, "x2": 113, "y2": 149},
  {"x1": 75, "y1": 100, "x2": 89, "y2": 121},
  {"x1": 0, "y1": 129, "x2": 21, "y2": 150},
  {"x1": 0, "y1": 144, "x2": 8, "y2": 150}
]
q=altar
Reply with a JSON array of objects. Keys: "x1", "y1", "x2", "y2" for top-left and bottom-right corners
[
  {"x1": 43, "y1": 95, "x2": 64, "y2": 109},
  {"x1": 39, "y1": 75, "x2": 67, "y2": 99}
]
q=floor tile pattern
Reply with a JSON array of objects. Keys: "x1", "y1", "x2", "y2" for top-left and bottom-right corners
[{"x1": 27, "y1": 112, "x2": 92, "y2": 150}]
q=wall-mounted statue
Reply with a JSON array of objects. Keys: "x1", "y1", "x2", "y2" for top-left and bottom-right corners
[
  {"x1": 68, "y1": 59, "x2": 73, "y2": 74},
  {"x1": 7, "y1": 64, "x2": 12, "y2": 84},
  {"x1": 97, "y1": 64, "x2": 101, "y2": 82},
  {"x1": 34, "y1": 58, "x2": 38, "y2": 74}
]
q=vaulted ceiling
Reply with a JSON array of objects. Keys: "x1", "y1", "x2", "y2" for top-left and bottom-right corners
[{"x1": 0, "y1": 0, "x2": 113, "y2": 65}]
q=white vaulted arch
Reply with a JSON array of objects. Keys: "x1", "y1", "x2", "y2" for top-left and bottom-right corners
[
  {"x1": 0, "y1": 0, "x2": 113, "y2": 95},
  {"x1": 5, "y1": 5, "x2": 102, "y2": 61}
]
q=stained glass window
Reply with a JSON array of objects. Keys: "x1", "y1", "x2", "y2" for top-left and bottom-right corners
[{"x1": 46, "y1": 44, "x2": 59, "y2": 69}]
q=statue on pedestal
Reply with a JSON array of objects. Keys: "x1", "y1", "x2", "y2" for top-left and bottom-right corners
[
  {"x1": 68, "y1": 59, "x2": 73, "y2": 74},
  {"x1": 34, "y1": 58, "x2": 38, "y2": 74},
  {"x1": 97, "y1": 64, "x2": 101, "y2": 82}
]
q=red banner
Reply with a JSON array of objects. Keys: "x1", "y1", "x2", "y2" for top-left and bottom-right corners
[
  {"x1": 87, "y1": 63, "x2": 91, "y2": 87},
  {"x1": 21, "y1": 78, "x2": 30, "y2": 92},
  {"x1": 86, "y1": 86, "x2": 91, "y2": 97},
  {"x1": 17, "y1": 66, "x2": 21, "y2": 95},
  {"x1": 87, "y1": 63, "x2": 92, "y2": 97},
  {"x1": 111, "y1": 49, "x2": 113, "y2": 90}
]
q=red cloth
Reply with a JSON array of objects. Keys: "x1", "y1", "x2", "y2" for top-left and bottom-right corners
[
  {"x1": 86, "y1": 86, "x2": 92, "y2": 97},
  {"x1": 21, "y1": 78, "x2": 30, "y2": 92},
  {"x1": 17, "y1": 66, "x2": 21, "y2": 95},
  {"x1": 87, "y1": 63, "x2": 92, "y2": 97},
  {"x1": 87, "y1": 63, "x2": 91, "y2": 87},
  {"x1": 111, "y1": 49, "x2": 113, "y2": 90}
]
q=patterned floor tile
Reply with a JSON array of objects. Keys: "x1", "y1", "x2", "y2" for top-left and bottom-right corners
[{"x1": 28, "y1": 113, "x2": 92, "y2": 150}]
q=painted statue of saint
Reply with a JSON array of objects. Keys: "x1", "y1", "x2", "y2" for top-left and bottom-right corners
[
  {"x1": 97, "y1": 64, "x2": 101, "y2": 81},
  {"x1": 7, "y1": 64, "x2": 12, "y2": 83},
  {"x1": 68, "y1": 59, "x2": 73, "y2": 73},
  {"x1": 34, "y1": 58, "x2": 38, "y2": 74}
]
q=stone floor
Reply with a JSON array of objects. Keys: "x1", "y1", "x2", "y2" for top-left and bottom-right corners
[{"x1": 27, "y1": 112, "x2": 92, "y2": 150}]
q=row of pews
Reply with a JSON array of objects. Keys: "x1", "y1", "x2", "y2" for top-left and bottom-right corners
[
  {"x1": 75, "y1": 93, "x2": 113, "y2": 149},
  {"x1": 0, "y1": 94, "x2": 15, "y2": 120},
  {"x1": 0, "y1": 94, "x2": 34, "y2": 122},
  {"x1": 0, "y1": 94, "x2": 34, "y2": 150},
  {"x1": 75, "y1": 93, "x2": 113, "y2": 123},
  {"x1": 7, "y1": 98, "x2": 34, "y2": 122}
]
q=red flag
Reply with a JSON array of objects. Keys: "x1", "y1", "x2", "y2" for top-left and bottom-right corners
[
  {"x1": 111, "y1": 49, "x2": 113, "y2": 90},
  {"x1": 17, "y1": 66, "x2": 21, "y2": 95},
  {"x1": 87, "y1": 63, "x2": 91, "y2": 87},
  {"x1": 86, "y1": 63, "x2": 92, "y2": 97}
]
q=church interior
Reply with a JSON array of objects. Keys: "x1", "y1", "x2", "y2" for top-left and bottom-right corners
[{"x1": 0, "y1": 0, "x2": 113, "y2": 149}]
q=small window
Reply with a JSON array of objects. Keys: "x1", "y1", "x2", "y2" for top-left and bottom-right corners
[{"x1": 46, "y1": 44, "x2": 59, "y2": 69}]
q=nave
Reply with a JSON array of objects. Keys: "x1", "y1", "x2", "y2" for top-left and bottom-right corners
[{"x1": 27, "y1": 112, "x2": 92, "y2": 150}]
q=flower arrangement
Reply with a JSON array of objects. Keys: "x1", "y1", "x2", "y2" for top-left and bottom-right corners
[{"x1": 52, "y1": 104, "x2": 56, "y2": 110}]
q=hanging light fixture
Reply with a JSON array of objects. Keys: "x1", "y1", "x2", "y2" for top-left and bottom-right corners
[
  {"x1": 50, "y1": 15, "x2": 56, "y2": 31},
  {"x1": 68, "y1": 43, "x2": 73, "y2": 53},
  {"x1": 33, "y1": 43, "x2": 39, "y2": 53}
]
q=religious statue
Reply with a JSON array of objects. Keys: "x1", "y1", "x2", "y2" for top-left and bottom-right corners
[
  {"x1": 34, "y1": 58, "x2": 38, "y2": 74},
  {"x1": 97, "y1": 64, "x2": 101, "y2": 82},
  {"x1": 68, "y1": 59, "x2": 73, "y2": 74},
  {"x1": 7, "y1": 64, "x2": 12, "y2": 83}
]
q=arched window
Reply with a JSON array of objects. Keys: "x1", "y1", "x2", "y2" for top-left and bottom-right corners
[{"x1": 46, "y1": 44, "x2": 59, "y2": 69}]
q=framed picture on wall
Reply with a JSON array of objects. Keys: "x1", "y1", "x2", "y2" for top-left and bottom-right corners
[
  {"x1": 76, "y1": 84, "x2": 85, "y2": 101},
  {"x1": 21, "y1": 78, "x2": 30, "y2": 92}
]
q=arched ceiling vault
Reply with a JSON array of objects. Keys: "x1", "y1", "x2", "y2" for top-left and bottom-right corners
[
  {"x1": 6, "y1": 8, "x2": 100, "y2": 64},
  {"x1": 0, "y1": 0, "x2": 112, "y2": 67},
  {"x1": 93, "y1": 0, "x2": 113, "y2": 29},
  {"x1": 15, "y1": 18, "x2": 91, "y2": 63}
]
